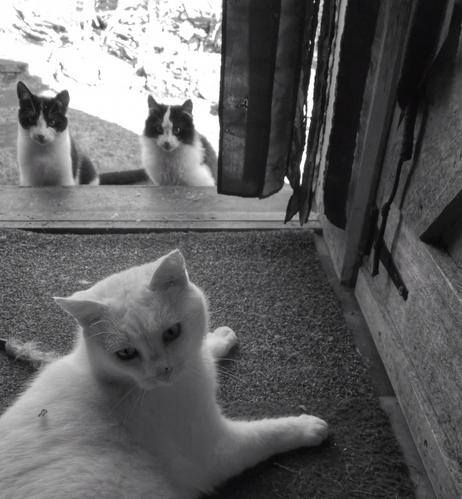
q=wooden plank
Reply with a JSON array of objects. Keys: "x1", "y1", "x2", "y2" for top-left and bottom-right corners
[
  {"x1": 330, "y1": 0, "x2": 413, "y2": 285},
  {"x1": 355, "y1": 270, "x2": 460, "y2": 499},
  {"x1": 314, "y1": 0, "x2": 349, "y2": 276},
  {"x1": 355, "y1": 205, "x2": 462, "y2": 498},
  {"x1": 319, "y1": 214, "x2": 347, "y2": 279},
  {"x1": 0, "y1": 185, "x2": 319, "y2": 231},
  {"x1": 0, "y1": 221, "x2": 316, "y2": 231}
]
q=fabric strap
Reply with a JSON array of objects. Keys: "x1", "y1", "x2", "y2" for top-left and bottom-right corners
[{"x1": 218, "y1": 0, "x2": 320, "y2": 205}]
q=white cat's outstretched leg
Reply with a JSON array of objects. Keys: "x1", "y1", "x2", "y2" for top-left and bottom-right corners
[
  {"x1": 209, "y1": 414, "x2": 328, "y2": 487},
  {"x1": 206, "y1": 326, "x2": 238, "y2": 359}
]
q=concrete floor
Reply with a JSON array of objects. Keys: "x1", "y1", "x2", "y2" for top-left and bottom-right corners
[{"x1": 314, "y1": 233, "x2": 436, "y2": 499}]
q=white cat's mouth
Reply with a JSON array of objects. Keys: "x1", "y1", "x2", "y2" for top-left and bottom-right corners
[
  {"x1": 141, "y1": 370, "x2": 175, "y2": 389},
  {"x1": 32, "y1": 134, "x2": 53, "y2": 145},
  {"x1": 160, "y1": 142, "x2": 177, "y2": 152}
]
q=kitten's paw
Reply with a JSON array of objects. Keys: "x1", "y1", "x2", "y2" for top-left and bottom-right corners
[
  {"x1": 213, "y1": 326, "x2": 238, "y2": 346},
  {"x1": 208, "y1": 326, "x2": 238, "y2": 358},
  {"x1": 298, "y1": 415, "x2": 329, "y2": 446}
]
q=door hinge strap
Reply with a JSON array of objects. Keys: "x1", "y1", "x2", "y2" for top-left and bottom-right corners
[{"x1": 376, "y1": 241, "x2": 409, "y2": 300}]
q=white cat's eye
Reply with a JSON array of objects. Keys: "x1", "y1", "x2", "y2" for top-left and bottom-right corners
[
  {"x1": 172, "y1": 126, "x2": 181, "y2": 135},
  {"x1": 162, "y1": 323, "x2": 182, "y2": 343},
  {"x1": 48, "y1": 119, "x2": 56, "y2": 127},
  {"x1": 115, "y1": 347, "x2": 139, "y2": 360}
]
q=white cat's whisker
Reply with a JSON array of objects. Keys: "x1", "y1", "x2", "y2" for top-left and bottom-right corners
[
  {"x1": 190, "y1": 361, "x2": 242, "y2": 384},
  {"x1": 216, "y1": 357, "x2": 239, "y2": 363},
  {"x1": 215, "y1": 367, "x2": 244, "y2": 384},
  {"x1": 88, "y1": 330, "x2": 112, "y2": 339},
  {"x1": 89, "y1": 318, "x2": 112, "y2": 328},
  {"x1": 97, "y1": 316, "x2": 124, "y2": 333},
  {"x1": 125, "y1": 389, "x2": 146, "y2": 422},
  {"x1": 110, "y1": 384, "x2": 138, "y2": 413}
]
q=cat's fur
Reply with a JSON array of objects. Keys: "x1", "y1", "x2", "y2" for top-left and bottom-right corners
[
  {"x1": 141, "y1": 97, "x2": 217, "y2": 186},
  {"x1": 0, "y1": 251, "x2": 328, "y2": 499},
  {"x1": 16, "y1": 81, "x2": 99, "y2": 186}
]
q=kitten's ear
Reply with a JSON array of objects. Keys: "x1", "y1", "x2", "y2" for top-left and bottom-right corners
[
  {"x1": 54, "y1": 296, "x2": 106, "y2": 327},
  {"x1": 17, "y1": 81, "x2": 33, "y2": 103},
  {"x1": 181, "y1": 99, "x2": 193, "y2": 115},
  {"x1": 55, "y1": 90, "x2": 70, "y2": 111},
  {"x1": 148, "y1": 95, "x2": 159, "y2": 113},
  {"x1": 150, "y1": 250, "x2": 188, "y2": 291}
]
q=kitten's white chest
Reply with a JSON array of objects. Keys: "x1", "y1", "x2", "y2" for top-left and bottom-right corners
[
  {"x1": 17, "y1": 126, "x2": 74, "y2": 186},
  {"x1": 141, "y1": 136, "x2": 215, "y2": 186}
]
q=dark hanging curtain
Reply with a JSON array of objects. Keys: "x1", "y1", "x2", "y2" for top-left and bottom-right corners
[{"x1": 218, "y1": 0, "x2": 333, "y2": 224}]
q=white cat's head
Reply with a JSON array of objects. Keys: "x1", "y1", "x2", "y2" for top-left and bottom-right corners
[{"x1": 55, "y1": 250, "x2": 207, "y2": 390}]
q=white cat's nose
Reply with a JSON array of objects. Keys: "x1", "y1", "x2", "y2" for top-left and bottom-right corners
[{"x1": 157, "y1": 365, "x2": 172, "y2": 380}]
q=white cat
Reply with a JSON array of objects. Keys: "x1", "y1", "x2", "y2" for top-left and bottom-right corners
[{"x1": 0, "y1": 250, "x2": 328, "y2": 499}]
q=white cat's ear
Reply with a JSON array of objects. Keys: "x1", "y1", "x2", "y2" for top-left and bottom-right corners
[
  {"x1": 55, "y1": 90, "x2": 70, "y2": 110},
  {"x1": 150, "y1": 250, "x2": 188, "y2": 291},
  {"x1": 17, "y1": 81, "x2": 33, "y2": 102},
  {"x1": 54, "y1": 296, "x2": 106, "y2": 326},
  {"x1": 181, "y1": 99, "x2": 193, "y2": 115},
  {"x1": 148, "y1": 95, "x2": 159, "y2": 112}
]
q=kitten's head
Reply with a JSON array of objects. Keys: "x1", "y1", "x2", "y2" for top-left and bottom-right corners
[
  {"x1": 17, "y1": 81, "x2": 69, "y2": 145},
  {"x1": 55, "y1": 250, "x2": 208, "y2": 390},
  {"x1": 144, "y1": 96, "x2": 195, "y2": 152}
]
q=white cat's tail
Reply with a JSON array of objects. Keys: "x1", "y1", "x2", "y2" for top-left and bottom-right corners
[{"x1": 0, "y1": 338, "x2": 60, "y2": 368}]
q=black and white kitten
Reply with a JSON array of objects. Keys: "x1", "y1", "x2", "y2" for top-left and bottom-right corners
[
  {"x1": 16, "y1": 81, "x2": 98, "y2": 186},
  {"x1": 140, "y1": 97, "x2": 217, "y2": 186}
]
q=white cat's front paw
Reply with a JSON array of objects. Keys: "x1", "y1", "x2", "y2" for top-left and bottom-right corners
[
  {"x1": 208, "y1": 326, "x2": 238, "y2": 358},
  {"x1": 213, "y1": 326, "x2": 238, "y2": 346},
  {"x1": 298, "y1": 415, "x2": 329, "y2": 446}
]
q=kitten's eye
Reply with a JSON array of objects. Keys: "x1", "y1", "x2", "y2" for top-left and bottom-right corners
[
  {"x1": 155, "y1": 125, "x2": 163, "y2": 134},
  {"x1": 48, "y1": 119, "x2": 56, "y2": 127},
  {"x1": 162, "y1": 323, "x2": 181, "y2": 343},
  {"x1": 172, "y1": 126, "x2": 181, "y2": 135},
  {"x1": 115, "y1": 347, "x2": 139, "y2": 360}
]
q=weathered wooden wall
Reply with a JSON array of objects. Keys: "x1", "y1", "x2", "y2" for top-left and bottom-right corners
[
  {"x1": 353, "y1": 4, "x2": 462, "y2": 497},
  {"x1": 316, "y1": 0, "x2": 462, "y2": 495}
]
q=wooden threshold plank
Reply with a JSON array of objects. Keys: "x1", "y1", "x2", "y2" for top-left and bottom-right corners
[
  {"x1": 0, "y1": 185, "x2": 319, "y2": 231},
  {"x1": 0, "y1": 221, "x2": 315, "y2": 231}
]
